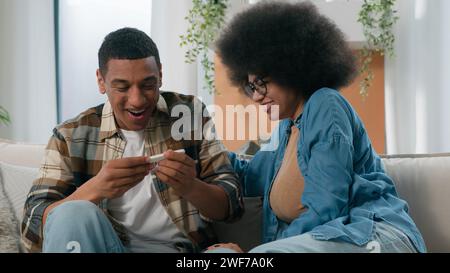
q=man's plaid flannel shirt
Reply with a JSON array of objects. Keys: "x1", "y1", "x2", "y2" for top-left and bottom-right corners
[{"x1": 21, "y1": 91, "x2": 244, "y2": 252}]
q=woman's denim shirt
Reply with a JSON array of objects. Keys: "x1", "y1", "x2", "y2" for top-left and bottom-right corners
[{"x1": 229, "y1": 88, "x2": 426, "y2": 253}]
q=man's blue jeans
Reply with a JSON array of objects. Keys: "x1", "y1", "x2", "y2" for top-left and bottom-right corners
[{"x1": 43, "y1": 200, "x2": 125, "y2": 253}]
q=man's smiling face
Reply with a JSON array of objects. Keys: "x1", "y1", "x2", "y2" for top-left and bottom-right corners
[{"x1": 97, "y1": 56, "x2": 162, "y2": 131}]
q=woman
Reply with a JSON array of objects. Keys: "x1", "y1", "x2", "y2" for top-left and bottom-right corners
[{"x1": 208, "y1": 1, "x2": 426, "y2": 253}]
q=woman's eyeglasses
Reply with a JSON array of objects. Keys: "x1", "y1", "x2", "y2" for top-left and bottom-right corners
[{"x1": 243, "y1": 77, "x2": 269, "y2": 98}]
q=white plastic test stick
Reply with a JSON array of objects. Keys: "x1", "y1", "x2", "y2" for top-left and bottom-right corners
[{"x1": 147, "y1": 149, "x2": 185, "y2": 163}]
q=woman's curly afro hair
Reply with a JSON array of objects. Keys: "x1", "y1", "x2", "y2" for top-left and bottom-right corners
[{"x1": 215, "y1": 1, "x2": 357, "y2": 100}]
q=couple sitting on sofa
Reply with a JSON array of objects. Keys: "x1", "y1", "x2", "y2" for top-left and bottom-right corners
[{"x1": 22, "y1": 2, "x2": 426, "y2": 253}]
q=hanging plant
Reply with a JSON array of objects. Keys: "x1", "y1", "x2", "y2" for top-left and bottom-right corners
[
  {"x1": 0, "y1": 106, "x2": 10, "y2": 125},
  {"x1": 358, "y1": 0, "x2": 399, "y2": 97},
  {"x1": 180, "y1": 0, "x2": 229, "y2": 94}
]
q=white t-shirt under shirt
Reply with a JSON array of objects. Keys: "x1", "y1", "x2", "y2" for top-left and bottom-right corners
[{"x1": 107, "y1": 129, "x2": 190, "y2": 253}]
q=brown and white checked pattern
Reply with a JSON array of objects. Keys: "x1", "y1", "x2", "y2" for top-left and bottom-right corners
[{"x1": 21, "y1": 91, "x2": 244, "y2": 253}]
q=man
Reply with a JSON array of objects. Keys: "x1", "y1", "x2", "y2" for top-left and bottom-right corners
[{"x1": 21, "y1": 27, "x2": 244, "y2": 253}]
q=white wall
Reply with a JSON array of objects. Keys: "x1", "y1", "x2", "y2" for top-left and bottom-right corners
[
  {"x1": 0, "y1": 0, "x2": 57, "y2": 144},
  {"x1": 251, "y1": 0, "x2": 366, "y2": 47},
  {"x1": 305, "y1": 0, "x2": 365, "y2": 47}
]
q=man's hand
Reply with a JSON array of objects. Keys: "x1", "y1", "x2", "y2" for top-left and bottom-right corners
[
  {"x1": 43, "y1": 156, "x2": 152, "y2": 226},
  {"x1": 155, "y1": 150, "x2": 198, "y2": 197},
  {"x1": 155, "y1": 149, "x2": 229, "y2": 221},
  {"x1": 83, "y1": 156, "x2": 152, "y2": 201}
]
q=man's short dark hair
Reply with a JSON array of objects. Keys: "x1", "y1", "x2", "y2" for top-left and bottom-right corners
[
  {"x1": 215, "y1": 1, "x2": 357, "y2": 100},
  {"x1": 98, "y1": 27, "x2": 160, "y2": 75}
]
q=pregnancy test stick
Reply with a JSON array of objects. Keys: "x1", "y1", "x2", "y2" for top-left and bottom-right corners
[{"x1": 147, "y1": 149, "x2": 185, "y2": 163}]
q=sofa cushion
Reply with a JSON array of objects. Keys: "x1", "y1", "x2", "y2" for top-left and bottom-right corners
[
  {"x1": 0, "y1": 161, "x2": 39, "y2": 222},
  {"x1": 0, "y1": 138, "x2": 45, "y2": 168},
  {"x1": 212, "y1": 197, "x2": 263, "y2": 252},
  {"x1": 0, "y1": 164, "x2": 24, "y2": 252},
  {"x1": 381, "y1": 154, "x2": 450, "y2": 253}
]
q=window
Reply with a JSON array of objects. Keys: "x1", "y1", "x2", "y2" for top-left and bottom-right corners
[{"x1": 57, "y1": 0, "x2": 152, "y2": 122}]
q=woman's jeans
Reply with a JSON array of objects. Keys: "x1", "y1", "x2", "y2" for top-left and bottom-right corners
[{"x1": 206, "y1": 221, "x2": 418, "y2": 253}]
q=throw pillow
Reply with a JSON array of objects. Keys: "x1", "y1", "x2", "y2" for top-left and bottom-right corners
[
  {"x1": 0, "y1": 161, "x2": 39, "y2": 222},
  {"x1": 0, "y1": 169, "x2": 23, "y2": 252}
]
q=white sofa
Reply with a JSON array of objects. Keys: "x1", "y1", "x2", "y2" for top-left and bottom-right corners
[{"x1": 1, "y1": 138, "x2": 449, "y2": 253}]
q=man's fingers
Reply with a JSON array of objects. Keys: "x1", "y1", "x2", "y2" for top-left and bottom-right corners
[
  {"x1": 163, "y1": 150, "x2": 196, "y2": 167},
  {"x1": 156, "y1": 166, "x2": 182, "y2": 182},
  {"x1": 155, "y1": 168, "x2": 181, "y2": 187},
  {"x1": 109, "y1": 164, "x2": 151, "y2": 178},
  {"x1": 158, "y1": 160, "x2": 196, "y2": 177},
  {"x1": 109, "y1": 156, "x2": 150, "y2": 168},
  {"x1": 113, "y1": 172, "x2": 148, "y2": 188}
]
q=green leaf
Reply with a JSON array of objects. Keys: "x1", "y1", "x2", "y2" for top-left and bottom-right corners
[
  {"x1": 179, "y1": 0, "x2": 229, "y2": 94},
  {"x1": 0, "y1": 105, "x2": 11, "y2": 125},
  {"x1": 358, "y1": 0, "x2": 399, "y2": 97}
]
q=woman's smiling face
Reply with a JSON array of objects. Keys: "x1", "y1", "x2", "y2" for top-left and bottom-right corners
[{"x1": 247, "y1": 74, "x2": 304, "y2": 121}]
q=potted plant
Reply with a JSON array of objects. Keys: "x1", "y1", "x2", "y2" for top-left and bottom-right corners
[
  {"x1": 358, "y1": 0, "x2": 399, "y2": 97},
  {"x1": 179, "y1": 0, "x2": 229, "y2": 94},
  {"x1": 0, "y1": 106, "x2": 10, "y2": 125}
]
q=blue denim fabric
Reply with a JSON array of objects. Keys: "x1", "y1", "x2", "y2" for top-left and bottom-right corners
[
  {"x1": 206, "y1": 221, "x2": 417, "y2": 253},
  {"x1": 43, "y1": 200, "x2": 125, "y2": 253},
  {"x1": 229, "y1": 88, "x2": 426, "y2": 253},
  {"x1": 43, "y1": 200, "x2": 186, "y2": 253}
]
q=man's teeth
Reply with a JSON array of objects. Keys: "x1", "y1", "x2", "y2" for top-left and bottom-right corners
[{"x1": 129, "y1": 110, "x2": 145, "y2": 115}]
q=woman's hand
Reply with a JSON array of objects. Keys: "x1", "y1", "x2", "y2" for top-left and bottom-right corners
[{"x1": 207, "y1": 243, "x2": 244, "y2": 253}]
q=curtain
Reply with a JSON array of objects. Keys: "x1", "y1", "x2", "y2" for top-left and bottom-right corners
[
  {"x1": 151, "y1": 0, "x2": 199, "y2": 97},
  {"x1": 57, "y1": 0, "x2": 152, "y2": 123},
  {"x1": 0, "y1": 0, "x2": 57, "y2": 143},
  {"x1": 385, "y1": 0, "x2": 450, "y2": 154}
]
